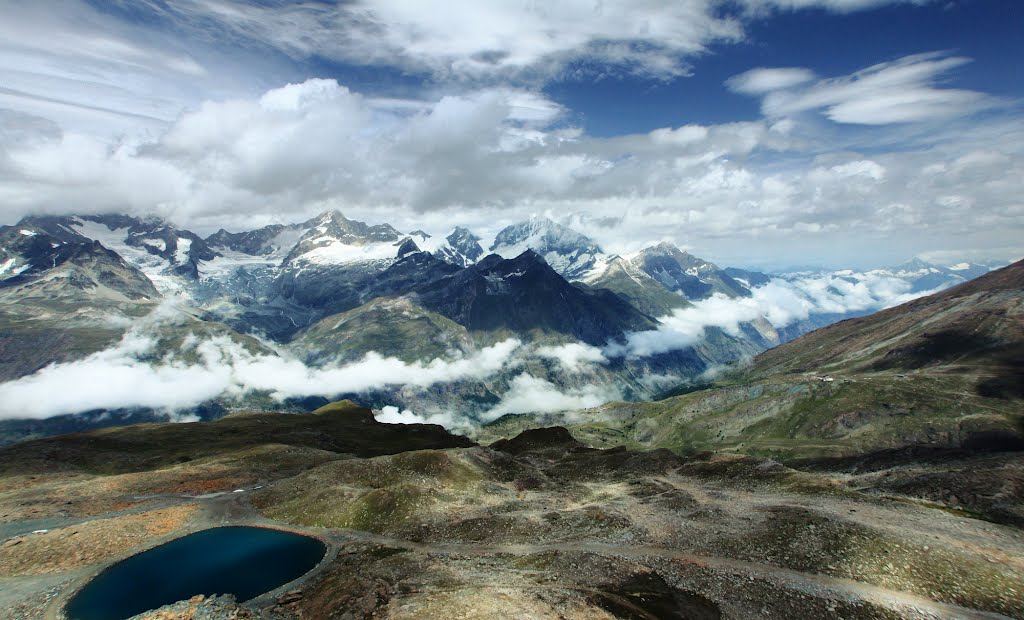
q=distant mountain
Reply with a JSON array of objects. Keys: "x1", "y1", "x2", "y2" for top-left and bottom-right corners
[
  {"x1": 0, "y1": 209, "x2": 1009, "y2": 444},
  {"x1": 0, "y1": 223, "x2": 158, "y2": 303},
  {"x1": 21, "y1": 214, "x2": 219, "y2": 283},
  {"x1": 629, "y1": 242, "x2": 751, "y2": 300},
  {"x1": 723, "y1": 267, "x2": 772, "y2": 288},
  {"x1": 490, "y1": 218, "x2": 604, "y2": 280},
  {"x1": 583, "y1": 255, "x2": 690, "y2": 317},
  {"x1": 875, "y1": 258, "x2": 968, "y2": 293},
  {"x1": 413, "y1": 250, "x2": 656, "y2": 345},
  {"x1": 282, "y1": 210, "x2": 404, "y2": 266},
  {"x1": 205, "y1": 219, "x2": 313, "y2": 258}
]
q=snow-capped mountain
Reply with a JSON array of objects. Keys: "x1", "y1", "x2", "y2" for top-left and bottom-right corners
[
  {"x1": 18, "y1": 214, "x2": 219, "y2": 292},
  {"x1": 282, "y1": 210, "x2": 405, "y2": 266},
  {"x1": 625, "y1": 242, "x2": 751, "y2": 300},
  {"x1": 786, "y1": 258, "x2": 999, "y2": 295},
  {"x1": 0, "y1": 222, "x2": 158, "y2": 304},
  {"x1": 490, "y1": 217, "x2": 605, "y2": 280},
  {"x1": 0, "y1": 209, "x2": 1007, "y2": 441},
  {"x1": 434, "y1": 227, "x2": 485, "y2": 267}
]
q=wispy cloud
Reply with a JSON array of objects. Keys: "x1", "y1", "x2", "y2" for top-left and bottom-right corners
[{"x1": 732, "y1": 52, "x2": 996, "y2": 125}]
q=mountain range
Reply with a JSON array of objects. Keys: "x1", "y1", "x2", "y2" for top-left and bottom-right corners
[{"x1": 0, "y1": 210, "x2": 1003, "y2": 441}]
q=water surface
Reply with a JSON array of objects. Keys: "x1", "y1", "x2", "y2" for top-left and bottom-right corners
[{"x1": 65, "y1": 526, "x2": 326, "y2": 620}]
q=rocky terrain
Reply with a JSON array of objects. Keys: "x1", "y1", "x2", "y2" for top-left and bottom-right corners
[{"x1": 0, "y1": 401, "x2": 1021, "y2": 619}]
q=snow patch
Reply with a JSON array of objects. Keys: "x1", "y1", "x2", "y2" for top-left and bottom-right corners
[
  {"x1": 143, "y1": 238, "x2": 167, "y2": 252},
  {"x1": 18, "y1": 229, "x2": 36, "y2": 237},
  {"x1": 294, "y1": 240, "x2": 399, "y2": 265},
  {"x1": 175, "y1": 237, "x2": 192, "y2": 264}
]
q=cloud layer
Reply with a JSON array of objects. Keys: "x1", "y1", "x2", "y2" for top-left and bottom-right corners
[
  {"x1": 0, "y1": 1, "x2": 1019, "y2": 269},
  {"x1": 608, "y1": 270, "x2": 941, "y2": 358},
  {"x1": 0, "y1": 310, "x2": 524, "y2": 419}
]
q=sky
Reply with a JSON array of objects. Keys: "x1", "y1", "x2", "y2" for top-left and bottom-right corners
[{"x1": 1, "y1": 0, "x2": 1022, "y2": 269}]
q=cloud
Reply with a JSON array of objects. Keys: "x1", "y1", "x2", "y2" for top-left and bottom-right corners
[
  {"x1": 726, "y1": 67, "x2": 816, "y2": 94},
  {"x1": 0, "y1": 304, "x2": 629, "y2": 425},
  {"x1": 123, "y1": 0, "x2": 750, "y2": 82},
  {"x1": 374, "y1": 405, "x2": 465, "y2": 429},
  {"x1": 480, "y1": 374, "x2": 621, "y2": 422},
  {"x1": 0, "y1": 306, "x2": 526, "y2": 419},
  {"x1": 1, "y1": 54, "x2": 1020, "y2": 270},
  {"x1": 534, "y1": 343, "x2": 608, "y2": 372},
  {"x1": 734, "y1": 52, "x2": 995, "y2": 125},
  {"x1": 608, "y1": 270, "x2": 944, "y2": 358},
  {"x1": 740, "y1": 0, "x2": 934, "y2": 13}
]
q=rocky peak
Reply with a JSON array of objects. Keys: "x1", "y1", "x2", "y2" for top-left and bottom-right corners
[
  {"x1": 283, "y1": 212, "x2": 404, "y2": 266},
  {"x1": 435, "y1": 226, "x2": 485, "y2": 268},
  {"x1": 397, "y1": 238, "x2": 421, "y2": 258}
]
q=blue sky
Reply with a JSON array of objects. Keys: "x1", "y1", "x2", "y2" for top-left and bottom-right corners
[{"x1": 0, "y1": 0, "x2": 1021, "y2": 269}]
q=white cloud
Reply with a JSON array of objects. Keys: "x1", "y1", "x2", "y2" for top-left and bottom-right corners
[
  {"x1": 534, "y1": 343, "x2": 608, "y2": 372},
  {"x1": 481, "y1": 374, "x2": 621, "y2": 422},
  {"x1": 737, "y1": 52, "x2": 995, "y2": 125},
  {"x1": 607, "y1": 271, "x2": 945, "y2": 358},
  {"x1": 0, "y1": 51, "x2": 1020, "y2": 270},
  {"x1": 374, "y1": 405, "x2": 463, "y2": 429},
  {"x1": 726, "y1": 67, "x2": 816, "y2": 94},
  {"x1": 0, "y1": 305, "x2": 526, "y2": 419},
  {"x1": 135, "y1": 0, "x2": 748, "y2": 81}
]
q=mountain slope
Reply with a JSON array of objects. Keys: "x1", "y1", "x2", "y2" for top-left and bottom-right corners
[
  {"x1": 568, "y1": 259, "x2": 1024, "y2": 460},
  {"x1": 413, "y1": 250, "x2": 656, "y2": 345},
  {"x1": 749, "y1": 258, "x2": 1024, "y2": 384},
  {"x1": 583, "y1": 255, "x2": 691, "y2": 317},
  {"x1": 630, "y1": 242, "x2": 750, "y2": 300}
]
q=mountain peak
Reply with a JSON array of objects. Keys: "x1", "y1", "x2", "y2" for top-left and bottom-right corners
[
  {"x1": 313, "y1": 209, "x2": 349, "y2": 226},
  {"x1": 397, "y1": 237, "x2": 420, "y2": 257},
  {"x1": 435, "y1": 226, "x2": 485, "y2": 268},
  {"x1": 489, "y1": 218, "x2": 603, "y2": 280},
  {"x1": 448, "y1": 226, "x2": 481, "y2": 244}
]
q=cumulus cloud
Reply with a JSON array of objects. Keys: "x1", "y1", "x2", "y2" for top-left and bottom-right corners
[
  {"x1": 0, "y1": 47, "x2": 1020, "y2": 270},
  {"x1": 373, "y1": 405, "x2": 466, "y2": 430},
  {"x1": 608, "y1": 271, "x2": 943, "y2": 358}
]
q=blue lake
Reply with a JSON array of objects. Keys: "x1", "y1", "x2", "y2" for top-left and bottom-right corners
[{"x1": 64, "y1": 526, "x2": 327, "y2": 620}]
